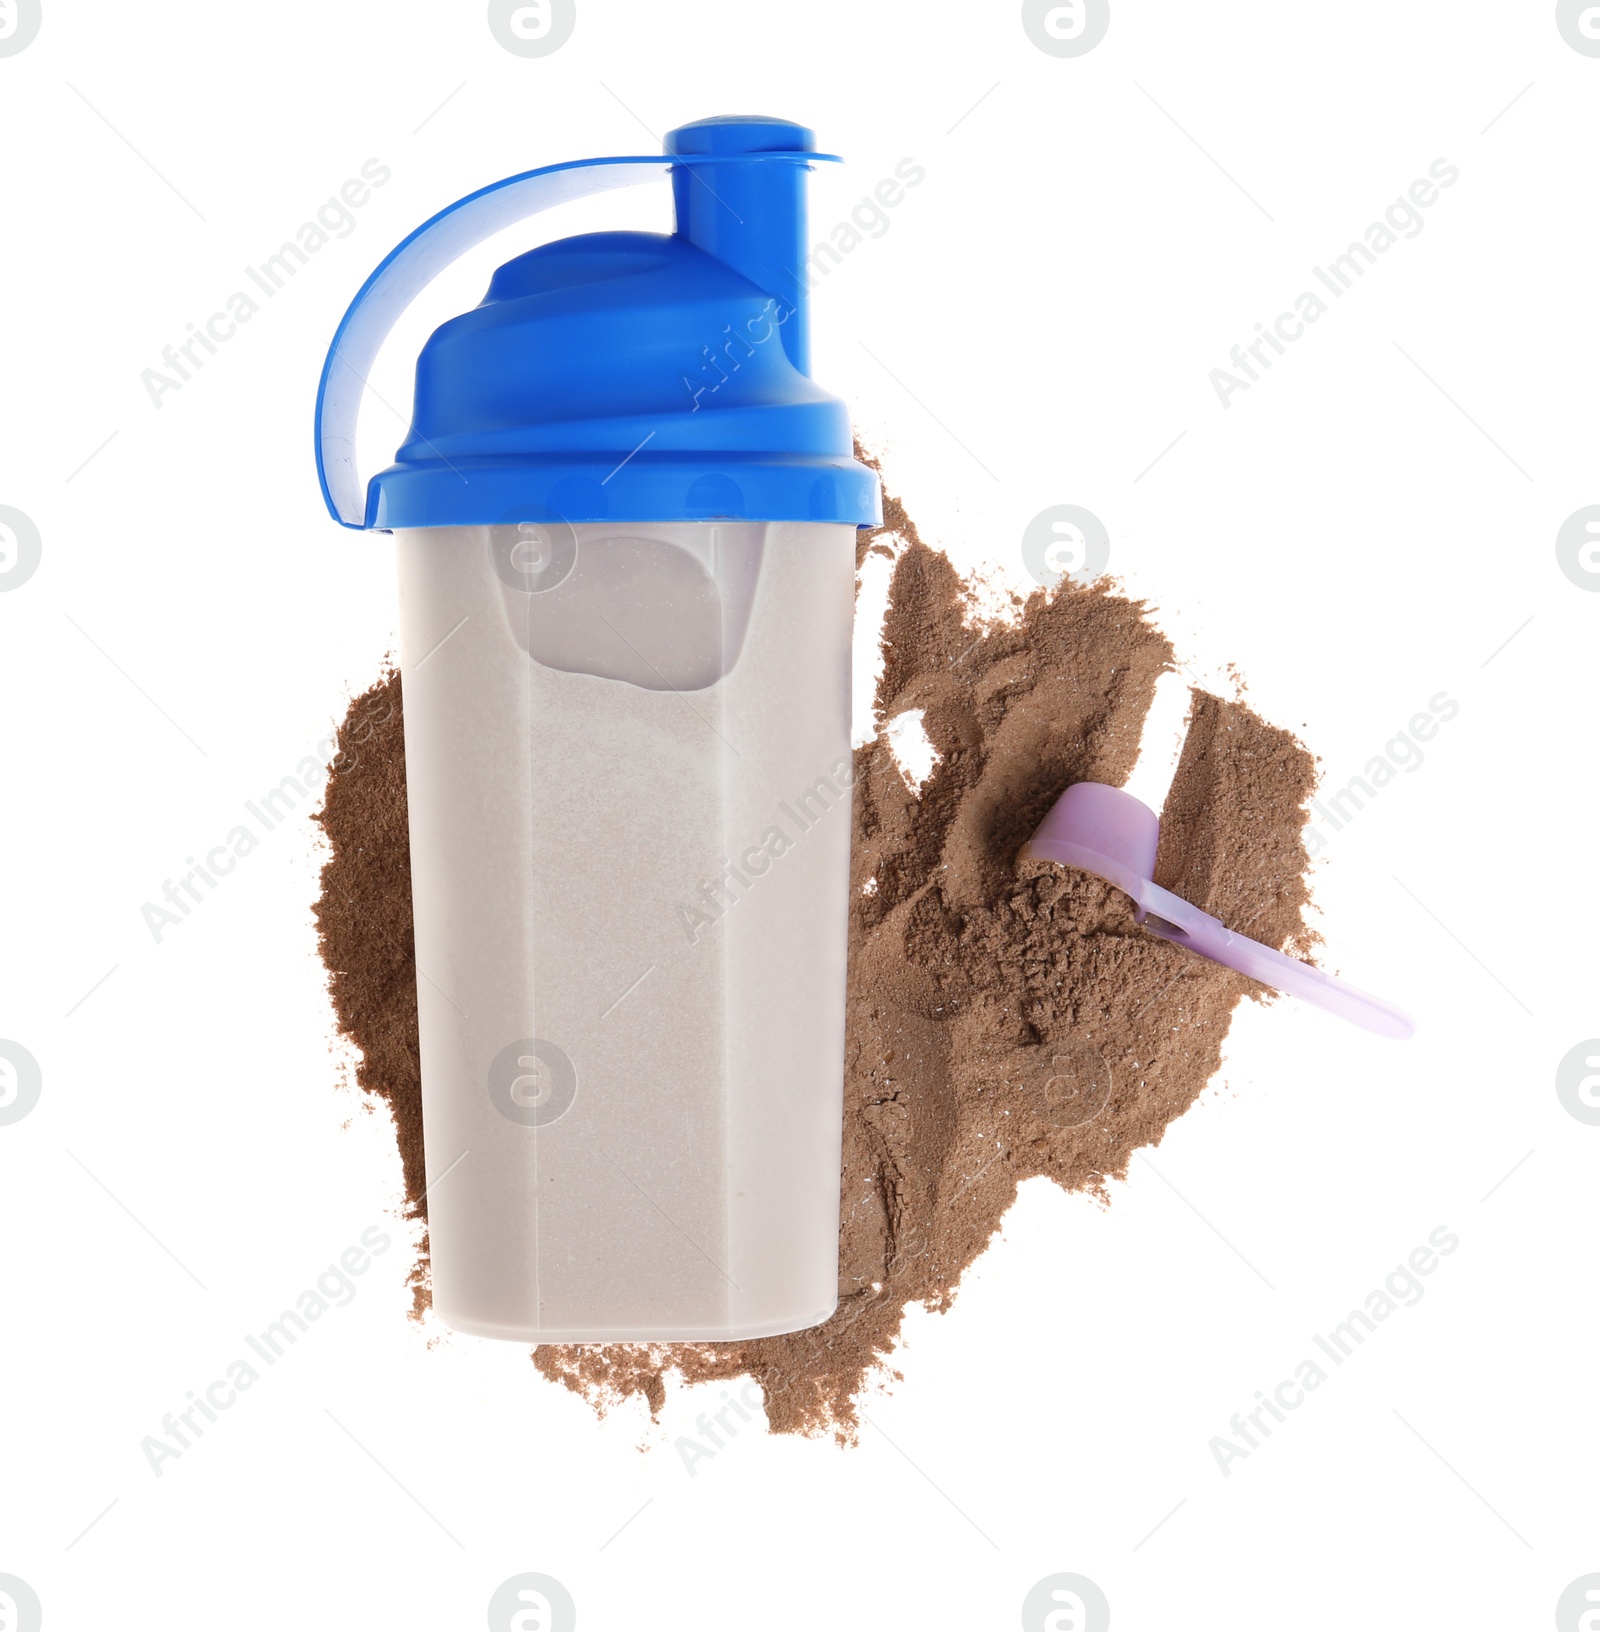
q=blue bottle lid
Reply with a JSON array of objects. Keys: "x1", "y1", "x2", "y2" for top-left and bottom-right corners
[{"x1": 315, "y1": 116, "x2": 881, "y2": 532}]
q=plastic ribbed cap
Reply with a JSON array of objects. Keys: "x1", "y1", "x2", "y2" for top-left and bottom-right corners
[{"x1": 320, "y1": 115, "x2": 881, "y2": 532}]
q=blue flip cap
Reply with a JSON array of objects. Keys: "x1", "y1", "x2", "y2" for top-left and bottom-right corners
[{"x1": 315, "y1": 115, "x2": 882, "y2": 532}]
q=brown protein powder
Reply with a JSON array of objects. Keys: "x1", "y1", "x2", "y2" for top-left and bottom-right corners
[{"x1": 313, "y1": 459, "x2": 1318, "y2": 1440}]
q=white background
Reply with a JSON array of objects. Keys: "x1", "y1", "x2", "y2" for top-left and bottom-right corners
[{"x1": 1, "y1": 2, "x2": 1595, "y2": 1628}]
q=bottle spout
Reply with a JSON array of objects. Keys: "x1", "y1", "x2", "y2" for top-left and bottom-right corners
[{"x1": 665, "y1": 115, "x2": 818, "y2": 376}]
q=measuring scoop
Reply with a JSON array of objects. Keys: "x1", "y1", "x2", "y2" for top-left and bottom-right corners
[{"x1": 1020, "y1": 782, "x2": 1414, "y2": 1040}]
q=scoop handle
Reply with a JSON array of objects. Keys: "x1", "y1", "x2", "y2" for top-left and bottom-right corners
[{"x1": 1138, "y1": 880, "x2": 1415, "y2": 1040}]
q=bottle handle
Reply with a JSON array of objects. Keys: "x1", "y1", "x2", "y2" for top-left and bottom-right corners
[{"x1": 314, "y1": 156, "x2": 672, "y2": 530}]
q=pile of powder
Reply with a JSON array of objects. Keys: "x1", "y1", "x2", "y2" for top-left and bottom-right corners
[
  {"x1": 313, "y1": 465, "x2": 1317, "y2": 1440},
  {"x1": 311, "y1": 679, "x2": 432, "y2": 1322}
]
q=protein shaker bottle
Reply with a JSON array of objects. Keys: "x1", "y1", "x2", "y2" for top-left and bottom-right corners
[{"x1": 315, "y1": 116, "x2": 880, "y2": 1341}]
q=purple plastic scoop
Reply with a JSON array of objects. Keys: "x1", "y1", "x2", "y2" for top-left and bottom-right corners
[{"x1": 1020, "y1": 782, "x2": 1414, "y2": 1040}]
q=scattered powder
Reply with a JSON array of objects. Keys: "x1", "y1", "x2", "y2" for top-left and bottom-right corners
[
  {"x1": 313, "y1": 463, "x2": 1318, "y2": 1441},
  {"x1": 311, "y1": 679, "x2": 431, "y2": 1323}
]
